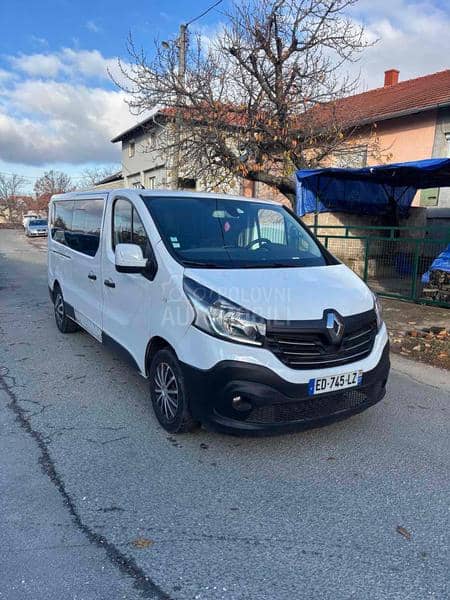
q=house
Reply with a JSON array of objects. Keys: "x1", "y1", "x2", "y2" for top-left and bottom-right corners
[
  {"x1": 0, "y1": 195, "x2": 35, "y2": 225},
  {"x1": 107, "y1": 108, "x2": 241, "y2": 195},
  {"x1": 93, "y1": 170, "x2": 124, "y2": 190},
  {"x1": 107, "y1": 69, "x2": 450, "y2": 208},
  {"x1": 323, "y1": 68, "x2": 450, "y2": 208},
  {"x1": 110, "y1": 113, "x2": 170, "y2": 190}
]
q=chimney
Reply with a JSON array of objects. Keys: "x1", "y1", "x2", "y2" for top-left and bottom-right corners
[{"x1": 384, "y1": 69, "x2": 400, "y2": 87}]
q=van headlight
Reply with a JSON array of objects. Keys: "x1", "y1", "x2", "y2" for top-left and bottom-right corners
[
  {"x1": 183, "y1": 277, "x2": 266, "y2": 346},
  {"x1": 372, "y1": 292, "x2": 383, "y2": 331}
]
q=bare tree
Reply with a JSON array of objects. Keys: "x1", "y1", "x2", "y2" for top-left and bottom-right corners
[
  {"x1": 0, "y1": 173, "x2": 27, "y2": 223},
  {"x1": 34, "y1": 170, "x2": 74, "y2": 210},
  {"x1": 116, "y1": 0, "x2": 375, "y2": 206},
  {"x1": 80, "y1": 165, "x2": 121, "y2": 188}
]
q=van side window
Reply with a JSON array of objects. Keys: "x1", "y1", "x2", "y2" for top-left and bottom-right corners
[
  {"x1": 113, "y1": 199, "x2": 153, "y2": 260},
  {"x1": 257, "y1": 208, "x2": 286, "y2": 245},
  {"x1": 52, "y1": 201, "x2": 74, "y2": 246},
  {"x1": 70, "y1": 200, "x2": 104, "y2": 257},
  {"x1": 131, "y1": 210, "x2": 150, "y2": 257},
  {"x1": 113, "y1": 199, "x2": 132, "y2": 246}
]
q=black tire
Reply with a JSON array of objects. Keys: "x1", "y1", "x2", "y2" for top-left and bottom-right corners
[
  {"x1": 149, "y1": 348, "x2": 199, "y2": 433},
  {"x1": 53, "y1": 286, "x2": 79, "y2": 333}
]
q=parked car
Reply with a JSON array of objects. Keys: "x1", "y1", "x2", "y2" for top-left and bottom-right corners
[
  {"x1": 26, "y1": 219, "x2": 48, "y2": 237},
  {"x1": 23, "y1": 212, "x2": 39, "y2": 229},
  {"x1": 48, "y1": 190, "x2": 390, "y2": 435}
]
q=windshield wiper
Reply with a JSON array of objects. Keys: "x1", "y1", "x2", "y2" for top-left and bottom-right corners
[
  {"x1": 237, "y1": 262, "x2": 299, "y2": 269},
  {"x1": 183, "y1": 260, "x2": 225, "y2": 268}
]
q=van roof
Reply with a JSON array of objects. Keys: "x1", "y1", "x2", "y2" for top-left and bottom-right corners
[{"x1": 50, "y1": 188, "x2": 280, "y2": 206}]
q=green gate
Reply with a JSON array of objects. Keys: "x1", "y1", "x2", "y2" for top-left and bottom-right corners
[{"x1": 315, "y1": 225, "x2": 450, "y2": 308}]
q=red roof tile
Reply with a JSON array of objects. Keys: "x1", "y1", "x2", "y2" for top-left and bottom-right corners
[
  {"x1": 326, "y1": 69, "x2": 450, "y2": 128},
  {"x1": 112, "y1": 70, "x2": 450, "y2": 142}
]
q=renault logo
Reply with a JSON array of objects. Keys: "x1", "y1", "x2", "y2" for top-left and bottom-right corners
[{"x1": 325, "y1": 311, "x2": 344, "y2": 344}]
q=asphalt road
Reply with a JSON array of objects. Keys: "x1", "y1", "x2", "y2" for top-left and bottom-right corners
[{"x1": 0, "y1": 229, "x2": 449, "y2": 600}]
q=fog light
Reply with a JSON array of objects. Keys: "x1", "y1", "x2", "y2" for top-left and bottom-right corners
[{"x1": 231, "y1": 395, "x2": 252, "y2": 412}]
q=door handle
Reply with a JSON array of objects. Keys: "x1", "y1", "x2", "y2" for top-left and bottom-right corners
[
  {"x1": 104, "y1": 279, "x2": 116, "y2": 288},
  {"x1": 88, "y1": 272, "x2": 97, "y2": 281}
]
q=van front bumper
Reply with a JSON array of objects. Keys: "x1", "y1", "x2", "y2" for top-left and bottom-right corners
[{"x1": 181, "y1": 343, "x2": 390, "y2": 435}]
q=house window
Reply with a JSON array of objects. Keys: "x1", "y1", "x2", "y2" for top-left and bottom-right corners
[
  {"x1": 146, "y1": 175, "x2": 156, "y2": 189},
  {"x1": 128, "y1": 140, "x2": 135, "y2": 158},
  {"x1": 445, "y1": 132, "x2": 450, "y2": 157},
  {"x1": 242, "y1": 179, "x2": 256, "y2": 198},
  {"x1": 178, "y1": 177, "x2": 196, "y2": 190}
]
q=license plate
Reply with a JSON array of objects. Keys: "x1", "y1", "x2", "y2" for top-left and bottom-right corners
[{"x1": 308, "y1": 370, "x2": 363, "y2": 396}]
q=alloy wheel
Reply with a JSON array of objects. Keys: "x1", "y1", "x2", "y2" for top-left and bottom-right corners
[
  {"x1": 153, "y1": 362, "x2": 179, "y2": 421},
  {"x1": 55, "y1": 293, "x2": 64, "y2": 327}
]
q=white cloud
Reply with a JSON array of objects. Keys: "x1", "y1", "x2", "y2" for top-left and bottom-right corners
[
  {"x1": 8, "y1": 48, "x2": 123, "y2": 81},
  {"x1": 0, "y1": 86, "x2": 134, "y2": 165},
  {"x1": 10, "y1": 53, "x2": 63, "y2": 78},
  {"x1": 0, "y1": 68, "x2": 14, "y2": 82},
  {"x1": 30, "y1": 35, "x2": 48, "y2": 47},
  {"x1": 86, "y1": 20, "x2": 101, "y2": 33},
  {"x1": 0, "y1": 53, "x2": 136, "y2": 165},
  {"x1": 349, "y1": 0, "x2": 450, "y2": 90},
  {"x1": 1, "y1": 0, "x2": 448, "y2": 171},
  {"x1": 60, "y1": 48, "x2": 118, "y2": 79}
]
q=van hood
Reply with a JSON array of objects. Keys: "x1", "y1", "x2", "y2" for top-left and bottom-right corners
[{"x1": 184, "y1": 264, "x2": 374, "y2": 321}]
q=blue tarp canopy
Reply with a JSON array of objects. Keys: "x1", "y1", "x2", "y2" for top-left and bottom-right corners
[{"x1": 295, "y1": 158, "x2": 450, "y2": 217}]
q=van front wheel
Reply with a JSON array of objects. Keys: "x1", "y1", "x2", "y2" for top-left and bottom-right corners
[{"x1": 149, "y1": 348, "x2": 199, "y2": 434}]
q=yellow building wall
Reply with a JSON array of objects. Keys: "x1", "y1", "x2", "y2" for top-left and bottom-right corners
[
  {"x1": 368, "y1": 110, "x2": 437, "y2": 166},
  {"x1": 365, "y1": 110, "x2": 437, "y2": 207}
]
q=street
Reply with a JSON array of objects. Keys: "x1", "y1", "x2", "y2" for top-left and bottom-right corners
[{"x1": 0, "y1": 229, "x2": 449, "y2": 600}]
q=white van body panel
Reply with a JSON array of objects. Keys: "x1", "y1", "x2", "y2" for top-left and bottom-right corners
[
  {"x1": 48, "y1": 244, "x2": 71, "y2": 307},
  {"x1": 185, "y1": 263, "x2": 374, "y2": 321},
  {"x1": 48, "y1": 193, "x2": 108, "y2": 341},
  {"x1": 102, "y1": 192, "x2": 151, "y2": 371},
  {"x1": 23, "y1": 213, "x2": 39, "y2": 228},
  {"x1": 96, "y1": 191, "x2": 193, "y2": 374},
  {"x1": 175, "y1": 321, "x2": 388, "y2": 381},
  {"x1": 47, "y1": 188, "x2": 386, "y2": 378},
  {"x1": 47, "y1": 188, "x2": 390, "y2": 433}
]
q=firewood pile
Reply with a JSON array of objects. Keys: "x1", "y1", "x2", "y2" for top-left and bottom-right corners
[{"x1": 422, "y1": 270, "x2": 450, "y2": 304}]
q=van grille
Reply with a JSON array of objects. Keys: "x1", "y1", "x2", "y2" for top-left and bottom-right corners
[
  {"x1": 248, "y1": 389, "x2": 368, "y2": 424},
  {"x1": 265, "y1": 310, "x2": 377, "y2": 370}
]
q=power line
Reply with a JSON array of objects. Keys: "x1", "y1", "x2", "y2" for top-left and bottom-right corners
[
  {"x1": 186, "y1": 0, "x2": 224, "y2": 26},
  {"x1": 0, "y1": 170, "x2": 117, "y2": 183}
]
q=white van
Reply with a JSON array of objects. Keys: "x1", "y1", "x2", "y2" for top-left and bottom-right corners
[
  {"x1": 23, "y1": 212, "x2": 39, "y2": 229},
  {"x1": 48, "y1": 190, "x2": 389, "y2": 435}
]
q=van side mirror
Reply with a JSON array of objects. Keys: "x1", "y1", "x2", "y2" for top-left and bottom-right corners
[{"x1": 115, "y1": 243, "x2": 148, "y2": 273}]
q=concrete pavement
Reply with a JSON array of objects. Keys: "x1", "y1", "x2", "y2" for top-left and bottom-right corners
[{"x1": 0, "y1": 229, "x2": 449, "y2": 599}]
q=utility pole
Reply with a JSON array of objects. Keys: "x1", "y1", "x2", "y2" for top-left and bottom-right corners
[
  {"x1": 168, "y1": 2, "x2": 223, "y2": 189},
  {"x1": 172, "y1": 23, "x2": 187, "y2": 190}
]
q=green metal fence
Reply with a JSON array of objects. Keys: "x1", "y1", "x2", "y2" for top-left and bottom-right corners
[{"x1": 315, "y1": 225, "x2": 450, "y2": 308}]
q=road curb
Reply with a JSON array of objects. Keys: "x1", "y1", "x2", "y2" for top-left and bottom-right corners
[{"x1": 391, "y1": 353, "x2": 450, "y2": 392}]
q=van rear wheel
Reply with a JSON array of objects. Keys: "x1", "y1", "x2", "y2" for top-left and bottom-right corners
[
  {"x1": 149, "y1": 348, "x2": 199, "y2": 434},
  {"x1": 53, "y1": 287, "x2": 79, "y2": 334}
]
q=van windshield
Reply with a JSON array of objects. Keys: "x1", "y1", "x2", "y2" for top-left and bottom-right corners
[
  {"x1": 143, "y1": 196, "x2": 330, "y2": 269},
  {"x1": 29, "y1": 220, "x2": 47, "y2": 226}
]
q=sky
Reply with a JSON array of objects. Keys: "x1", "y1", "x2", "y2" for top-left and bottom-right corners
[{"x1": 0, "y1": 0, "x2": 449, "y2": 191}]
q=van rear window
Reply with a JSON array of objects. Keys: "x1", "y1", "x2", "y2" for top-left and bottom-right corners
[{"x1": 51, "y1": 199, "x2": 104, "y2": 257}]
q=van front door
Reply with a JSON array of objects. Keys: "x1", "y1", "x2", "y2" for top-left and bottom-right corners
[{"x1": 101, "y1": 196, "x2": 155, "y2": 372}]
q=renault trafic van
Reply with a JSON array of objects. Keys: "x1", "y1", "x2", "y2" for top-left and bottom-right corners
[{"x1": 48, "y1": 190, "x2": 389, "y2": 435}]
